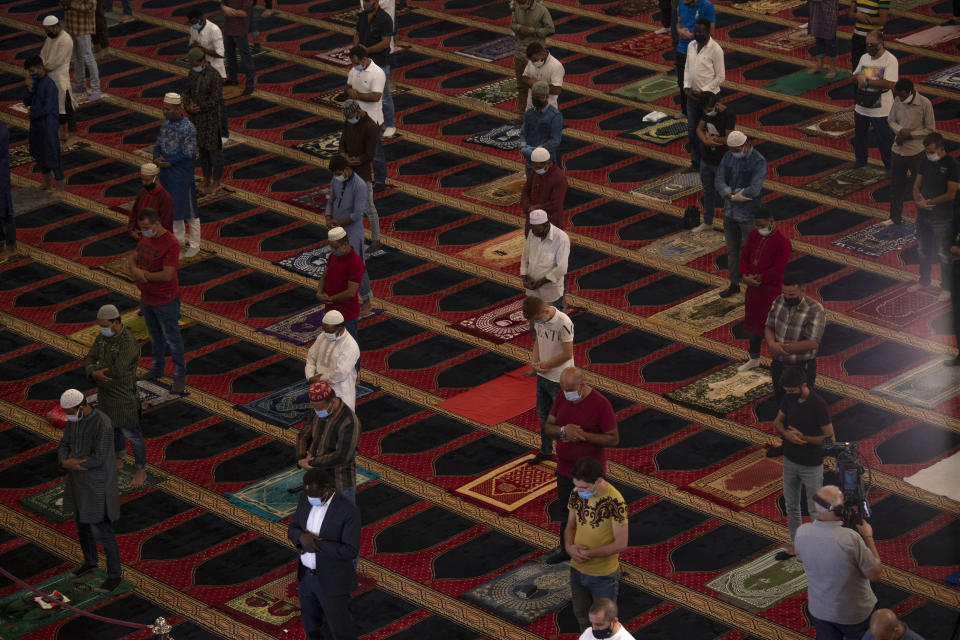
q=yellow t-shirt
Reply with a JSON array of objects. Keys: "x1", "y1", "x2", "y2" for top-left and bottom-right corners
[{"x1": 568, "y1": 482, "x2": 627, "y2": 577}]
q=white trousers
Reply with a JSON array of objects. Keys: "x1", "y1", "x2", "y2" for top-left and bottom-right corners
[{"x1": 173, "y1": 218, "x2": 201, "y2": 249}]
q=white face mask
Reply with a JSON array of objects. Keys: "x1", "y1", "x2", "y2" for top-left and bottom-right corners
[
  {"x1": 927, "y1": 153, "x2": 942, "y2": 162},
  {"x1": 65, "y1": 411, "x2": 81, "y2": 422},
  {"x1": 141, "y1": 228, "x2": 156, "y2": 238},
  {"x1": 333, "y1": 174, "x2": 346, "y2": 182},
  {"x1": 731, "y1": 151, "x2": 746, "y2": 159},
  {"x1": 757, "y1": 227, "x2": 772, "y2": 237},
  {"x1": 323, "y1": 330, "x2": 339, "y2": 341},
  {"x1": 534, "y1": 168, "x2": 547, "y2": 175},
  {"x1": 533, "y1": 59, "x2": 545, "y2": 68}
]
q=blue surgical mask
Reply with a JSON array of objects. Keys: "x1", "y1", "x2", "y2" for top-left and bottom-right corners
[
  {"x1": 534, "y1": 318, "x2": 547, "y2": 325},
  {"x1": 564, "y1": 390, "x2": 581, "y2": 402},
  {"x1": 307, "y1": 496, "x2": 326, "y2": 507},
  {"x1": 100, "y1": 327, "x2": 114, "y2": 337},
  {"x1": 347, "y1": 117, "x2": 360, "y2": 124},
  {"x1": 315, "y1": 409, "x2": 329, "y2": 418},
  {"x1": 30, "y1": 73, "x2": 40, "y2": 81},
  {"x1": 192, "y1": 65, "x2": 204, "y2": 72},
  {"x1": 354, "y1": 64, "x2": 365, "y2": 72},
  {"x1": 191, "y1": 22, "x2": 202, "y2": 31},
  {"x1": 141, "y1": 228, "x2": 156, "y2": 238},
  {"x1": 577, "y1": 490, "x2": 593, "y2": 500},
  {"x1": 534, "y1": 168, "x2": 547, "y2": 175}
]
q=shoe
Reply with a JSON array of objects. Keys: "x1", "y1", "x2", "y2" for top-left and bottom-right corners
[
  {"x1": 241, "y1": 86, "x2": 254, "y2": 96},
  {"x1": 774, "y1": 551, "x2": 796, "y2": 562},
  {"x1": 225, "y1": 79, "x2": 239, "y2": 86},
  {"x1": 543, "y1": 545, "x2": 570, "y2": 565},
  {"x1": 70, "y1": 563, "x2": 97, "y2": 578},
  {"x1": 382, "y1": 126, "x2": 397, "y2": 138},
  {"x1": 140, "y1": 370, "x2": 161, "y2": 382},
  {"x1": 718, "y1": 284, "x2": 740, "y2": 298},
  {"x1": 373, "y1": 183, "x2": 386, "y2": 193},
  {"x1": 87, "y1": 91, "x2": 102, "y2": 102},
  {"x1": 95, "y1": 577, "x2": 122, "y2": 593},
  {"x1": 171, "y1": 378, "x2": 186, "y2": 394},
  {"x1": 184, "y1": 246, "x2": 200, "y2": 258},
  {"x1": 737, "y1": 358, "x2": 760, "y2": 372},
  {"x1": 691, "y1": 223, "x2": 712, "y2": 233},
  {"x1": 527, "y1": 452, "x2": 551, "y2": 466},
  {"x1": 765, "y1": 445, "x2": 783, "y2": 458},
  {"x1": 654, "y1": 26, "x2": 669, "y2": 34}
]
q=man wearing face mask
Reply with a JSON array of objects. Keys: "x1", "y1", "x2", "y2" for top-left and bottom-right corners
[
  {"x1": 682, "y1": 18, "x2": 724, "y2": 173},
  {"x1": 305, "y1": 311, "x2": 361, "y2": 410},
  {"x1": 579, "y1": 599, "x2": 635, "y2": 640},
  {"x1": 522, "y1": 42, "x2": 564, "y2": 110},
  {"x1": 84, "y1": 304, "x2": 146, "y2": 490},
  {"x1": 23, "y1": 56, "x2": 65, "y2": 197},
  {"x1": 339, "y1": 99, "x2": 381, "y2": 253},
  {"x1": 187, "y1": 8, "x2": 228, "y2": 141},
  {"x1": 128, "y1": 165, "x2": 173, "y2": 238},
  {"x1": 154, "y1": 93, "x2": 202, "y2": 258},
  {"x1": 326, "y1": 156, "x2": 374, "y2": 318},
  {"x1": 674, "y1": 0, "x2": 715, "y2": 116},
  {"x1": 520, "y1": 81, "x2": 563, "y2": 169},
  {"x1": 354, "y1": 0, "x2": 394, "y2": 139},
  {"x1": 852, "y1": 30, "x2": 897, "y2": 169},
  {"x1": 542, "y1": 367, "x2": 618, "y2": 565},
  {"x1": 694, "y1": 92, "x2": 734, "y2": 232},
  {"x1": 716, "y1": 130, "x2": 768, "y2": 298},
  {"x1": 220, "y1": 0, "x2": 256, "y2": 95},
  {"x1": 296, "y1": 381, "x2": 361, "y2": 505},
  {"x1": 521, "y1": 209, "x2": 570, "y2": 312},
  {"x1": 737, "y1": 208, "x2": 792, "y2": 372},
  {"x1": 911, "y1": 132, "x2": 958, "y2": 303},
  {"x1": 183, "y1": 47, "x2": 224, "y2": 197},
  {"x1": 288, "y1": 467, "x2": 360, "y2": 640},
  {"x1": 58, "y1": 388, "x2": 123, "y2": 593},
  {"x1": 521, "y1": 146, "x2": 568, "y2": 233},
  {"x1": 512, "y1": 0, "x2": 555, "y2": 117},
  {"x1": 764, "y1": 271, "x2": 826, "y2": 406},
  {"x1": 887, "y1": 79, "x2": 936, "y2": 227},
  {"x1": 39, "y1": 16, "x2": 78, "y2": 147},
  {"x1": 346, "y1": 46, "x2": 388, "y2": 191},
  {"x1": 316, "y1": 227, "x2": 365, "y2": 345}
]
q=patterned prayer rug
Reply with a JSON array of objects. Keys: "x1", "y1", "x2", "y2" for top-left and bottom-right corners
[
  {"x1": 237, "y1": 380, "x2": 379, "y2": 428},
  {"x1": 832, "y1": 221, "x2": 915, "y2": 257},
  {"x1": 221, "y1": 571, "x2": 301, "y2": 634},
  {"x1": 295, "y1": 133, "x2": 342, "y2": 159},
  {"x1": 638, "y1": 230, "x2": 726, "y2": 264},
  {"x1": 905, "y1": 452, "x2": 960, "y2": 502},
  {"x1": 314, "y1": 46, "x2": 354, "y2": 67},
  {"x1": 802, "y1": 164, "x2": 887, "y2": 198},
  {"x1": 665, "y1": 364, "x2": 773, "y2": 415},
  {"x1": 179, "y1": 248, "x2": 217, "y2": 268},
  {"x1": 465, "y1": 124, "x2": 522, "y2": 151},
  {"x1": 603, "y1": 33, "x2": 673, "y2": 58},
  {"x1": 705, "y1": 550, "x2": 806, "y2": 613},
  {"x1": 290, "y1": 188, "x2": 330, "y2": 213},
  {"x1": 463, "y1": 559, "x2": 570, "y2": 624},
  {"x1": 453, "y1": 297, "x2": 528, "y2": 344},
  {"x1": 611, "y1": 75, "x2": 679, "y2": 103},
  {"x1": 631, "y1": 169, "x2": 702, "y2": 201},
  {"x1": 326, "y1": 7, "x2": 363, "y2": 27},
  {"x1": 687, "y1": 450, "x2": 783, "y2": 509},
  {"x1": 621, "y1": 118, "x2": 688, "y2": 146},
  {"x1": 0, "y1": 569, "x2": 134, "y2": 638},
  {"x1": 896, "y1": 25, "x2": 960, "y2": 47},
  {"x1": 460, "y1": 79, "x2": 519, "y2": 106},
  {"x1": 69, "y1": 309, "x2": 193, "y2": 346},
  {"x1": 649, "y1": 289, "x2": 745, "y2": 334},
  {"x1": 8, "y1": 143, "x2": 33, "y2": 167},
  {"x1": 226, "y1": 466, "x2": 380, "y2": 521},
  {"x1": 19, "y1": 462, "x2": 164, "y2": 523},
  {"x1": 463, "y1": 172, "x2": 527, "y2": 206},
  {"x1": 259, "y1": 305, "x2": 327, "y2": 345},
  {"x1": 762, "y1": 69, "x2": 851, "y2": 96},
  {"x1": 606, "y1": 0, "x2": 660, "y2": 16},
  {"x1": 99, "y1": 249, "x2": 215, "y2": 281},
  {"x1": 756, "y1": 27, "x2": 815, "y2": 51},
  {"x1": 924, "y1": 65, "x2": 960, "y2": 90},
  {"x1": 455, "y1": 455, "x2": 557, "y2": 512},
  {"x1": 740, "y1": 0, "x2": 805, "y2": 13},
  {"x1": 88, "y1": 380, "x2": 178, "y2": 411},
  {"x1": 312, "y1": 85, "x2": 410, "y2": 110},
  {"x1": 455, "y1": 230, "x2": 525, "y2": 270},
  {"x1": 275, "y1": 246, "x2": 332, "y2": 280},
  {"x1": 871, "y1": 358, "x2": 960, "y2": 409},
  {"x1": 796, "y1": 110, "x2": 856, "y2": 139},
  {"x1": 849, "y1": 284, "x2": 948, "y2": 330},
  {"x1": 459, "y1": 36, "x2": 516, "y2": 62},
  {"x1": 890, "y1": 0, "x2": 929, "y2": 9}
]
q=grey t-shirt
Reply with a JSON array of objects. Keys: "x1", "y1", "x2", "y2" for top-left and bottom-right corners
[{"x1": 795, "y1": 520, "x2": 879, "y2": 624}]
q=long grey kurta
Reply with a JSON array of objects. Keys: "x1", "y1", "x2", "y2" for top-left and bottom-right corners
[
  {"x1": 84, "y1": 326, "x2": 140, "y2": 431},
  {"x1": 58, "y1": 409, "x2": 120, "y2": 524},
  {"x1": 182, "y1": 66, "x2": 223, "y2": 153}
]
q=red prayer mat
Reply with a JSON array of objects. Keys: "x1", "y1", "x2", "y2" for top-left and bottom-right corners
[{"x1": 436, "y1": 366, "x2": 537, "y2": 425}]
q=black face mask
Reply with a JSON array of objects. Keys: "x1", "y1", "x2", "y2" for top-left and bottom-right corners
[
  {"x1": 46, "y1": 32, "x2": 57, "y2": 39},
  {"x1": 785, "y1": 392, "x2": 801, "y2": 401},
  {"x1": 866, "y1": 45, "x2": 880, "y2": 56},
  {"x1": 143, "y1": 181, "x2": 157, "y2": 190},
  {"x1": 694, "y1": 35, "x2": 708, "y2": 47},
  {"x1": 592, "y1": 628, "x2": 614, "y2": 640},
  {"x1": 784, "y1": 296, "x2": 801, "y2": 308},
  {"x1": 532, "y1": 98, "x2": 547, "y2": 109}
]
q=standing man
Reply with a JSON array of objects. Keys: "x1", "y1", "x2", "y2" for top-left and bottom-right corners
[
  {"x1": 129, "y1": 164, "x2": 173, "y2": 237},
  {"x1": 187, "y1": 8, "x2": 228, "y2": 141},
  {"x1": 154, "y1": 93, "x2": 201, "y2": 259},
  {"x1": 305, "y1": 310, "x2": 361, "y2": 411},
  {"x1": 522, "y1": 43, "x2": 564, "y2": 110},
  {"x1": 40, "y1": 16, "x2": 78, "y2": 147},
  {"x1": 674, "y1": 0, "x2": 715, "y2": 116},
  {"x1": 795, "y1": 485, "x2": 882, "y2": 638},
  {"x1": 0, "y1": 123, "x2": 14, "y2": 261},
  {"x1": 287, "y1": 468, "x2": 361, "y2": 640},
  {"x1": 326, "y1": 156, "x2": 374, "y2": 318},
  {"x1": 521, "y1": 146, "x2": 568, "y2": 232},
  {"x1": 682, "y1": 18, "x2": 724, "y2": 172},
  {"x1": 912, "y1": 132, "x2": 958, "y2": 302},
  {"x1": 58, "y1": 388, "x2": 122, "y2": 593},
  {"x1": 849, "y1": 0, "x2": 888, "y2": 72},
  {"x1": 772, "y1": 367, "x2": 834, "y2": 561},
  {"x1": 354, "y1": 0, "x2": 394, "y2": 139},
  {"x1": 296, "y1": 381, "x2": 361, "y2": 504},
  {"x1": 764, "y1": 271, "x2": 827, "y2": 404},
  {"x1": 84, "y1": 304, "x2": 147, "y2": 489},
  {"x1": 579, "y1": 599, "x2": 636, "y2": 640},
  {"x1": 542, "y1": 367, "x2": 618, "y2": 565},
  {"x1": 521, "y1": 209, "x2": 570, "y2": 310},
  {"x1": 345, "y1": 45, "x2": 387, "y2": 192},
  {"x1": 716, "y1": 130, "x2": 767, "y2": 297},
  {"x1": 23, "y1": 56, "x2": 65, "y2": 197},
  {"x1": 737, "y1": 208, "x2": 792, "y2": 372},
  {"x1": 64, "y1": 0, "x2": 102, "y2": 101},
  {"x1": 511, "y1": 0, "x2": 555, "y2": 117},
  {"x1": 694, "y1": 92, "x2": 734, "y2": 232},
  {"x1": 183, "y1": 47, "x2": 225, "y2": 197},
  {"x1": 128, "y1": 209, "x2": 186, "y2": 393},
  {"x1": 886, "y1": 79, "x2": 935, "y2": 226},
  {"x1": 852, "y1": 30, "x2": 897, "y2": 169},
  {"x1": 564, "y1": 456, "x2": 628, "y2": 632},
  {"x1": 522, "y1": 296, "x2": 574, "y2": 465},
  {"x1": 316, "y1": 227, "x2": 365, "y2": 344},
  {"x1": 221, "y1": 0, "x2": 255, "y2": 95},
  {"x1": 339, "y1": 99, "x2": 381, "y2": 253},
  {"x1": 519, "y1": 81, "x2": 563, "y2": 168}
]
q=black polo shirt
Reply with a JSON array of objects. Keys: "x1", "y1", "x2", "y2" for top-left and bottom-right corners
[
  {"x1": 779, "y1": 390, "x2": 830, "y2": 467},
  {"x1": 356, "y1": 8, "x2": 393, "y2": 68},
  {"x1": 918, "y1": 154, "x2": 958, "y2": 218}
]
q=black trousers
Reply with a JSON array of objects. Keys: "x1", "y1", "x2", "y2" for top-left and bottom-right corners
[
  {"x1": 556, "y1": 473, "x2": 574, "y2": 549},
  {"x1": 298, "y1": 572, "x2": 357, "y2": 640}
]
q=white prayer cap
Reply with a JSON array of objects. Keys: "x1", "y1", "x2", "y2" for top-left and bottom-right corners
[
  {"x1": 322, "y1": 310, "x2": 345, "y2": 325},
  {"x1": 530, "y1": 147, "x2": 550, "y2": 163},
  {"x1": 42, "y1": 15, "x2": 59, "y2": 26},
  {"x1": 529, "y1": 209, "x2": 548, "y2": 225},
  {"x1": 163, "y1": 92, "x2": 182, "y2": 105},
  {"x1": 60, "y1": 389, "x2": 85, "y2": 409},
  {"x1": 97, "y1": 304, "x2": 120, "y2": 320},
  {"x1": 140, "y1": 162, "x2": 159, "y2": 176},
  {"x1": 727, "y1": 130, "x2": 747, "y2": 147},
  {"x1": 327, "y1": 226, "x2": 347, "y2": 241}
]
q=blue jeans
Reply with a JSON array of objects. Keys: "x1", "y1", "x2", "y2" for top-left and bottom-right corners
[
  {"x1": 853, "y1": 112, "x2": 893, "y2": 168},
  {"x1": 570, "y1": 567, "x2": 621, "y2": 631},
  {"x1": 141, "y1": 297, "x2": 186, "y2": 380},
  {"x1": 382, "y1": 65, "x2": 395, "y2": 130},
  {"x1": 686, "y1": 96, "x2": 704, "y2": 165},
  {"x1": 373, "y1": 126, "x2": 386, "y2": 186},
  {"x1": 105, "y1": 0, "x2": 132, "y2": 14},
  {"x1": 699, "y1": 162, "x2": 719, "y2": 225},
  {"x1": 813, "y1": 37, "x2": 838, "y2": 59},
  {"x1": 917, "y1": 212, "x2": 955, "y2": 289},
  {"x1": 76, "y1": 512, "x2": 122, "y2": 578},
  {"x1": 810, "y1": 611, "x2": 873, "y2": 640},
  {"x1": 225, "y1": 34, "x2": 255, "y2": 89},
  {"x1": 535, "y1": 376, "x2": 561, "y2": 455},
  {"x1": 347, "y1": 238, "x2": 373, "y2": 302},
  {"x1": 249, "y1": 5, "x2": 260, "y2": 38},
  {"x1": 782, "y1": 457, "x2": 822, "y2": 544},
  {"x1": 72, "y1": 34, "x2": 101, "y2": 93},
  {"x1": 723, "y1": 216, "x2": 754, "y2": 286},
  {"x1": 114, "y1": 425, "x2": 147, "y2": 469}
]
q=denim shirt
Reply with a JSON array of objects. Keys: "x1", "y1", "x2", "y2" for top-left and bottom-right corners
[
  {"x1": 520, "y1": 105, "x2": 563, "y2": 163},
  {"x1": 715, "y1": 147, "x2": 768, "y2": 222}
]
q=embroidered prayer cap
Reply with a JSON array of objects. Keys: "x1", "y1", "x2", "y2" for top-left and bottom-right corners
[
  {"x1": 97, "y1": 304, "x2": 121, "y2": 320},
  {"x1": 327, "y1": 226, "x2": 347, "y2": 241},
  {"x1": 163, "y1": 92, "x2": 182, "y2": 105},
  {"x1": 531, "y1": 147, "x2": 550, "y2": 163},
  {"x1": 140, "y1": 162, "x2": 160, "y2": 176},
  {"x1": 60, "y1": 388, "x2": 84, "y2": 409},
  {"x1": 187, "y1": 47, "x2": 205, "y2": 63},
  {"x1": 322, "y1": 310, "x2": 345, "y2": 325},
  {"x1": 726, "y1": 130, "x2": 747, "y2": 147},
  {"x1": 529, "y1": 209, "x2": 548, "y2": 225},
  {"x1": 308, "y1": 381, "x2": 334, "y2": 402},
  {"x1": 531, "y1": 80, "x2": 550, "y2": 96},
  {"x1": 341, "y1": 99, "x2": 361, "y2": 115},
  {"x1": 42, "y1": 15, "x2": 59, "y2": 26}
]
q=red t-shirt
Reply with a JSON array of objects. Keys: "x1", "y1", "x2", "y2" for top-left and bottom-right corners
[
  {"x1": 323, "y1": 249, "x2": 365, "y2": 321},
  {"x1": 550, "y1": 389, "x2": 618, "y2": 477},
  {"x1": 135, "y1": 231, "x2": 180, "y2": 306}
]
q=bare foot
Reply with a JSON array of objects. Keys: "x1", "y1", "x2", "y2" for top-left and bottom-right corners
[
  {"x1": 116, "y1": 458, "x2": 125, "y2": 471},
  {"x1": 907, "y1": 283, "x2": 925, "y2": 293},
  {"x1": 129, "y1": 468, "x2": 147, "y2": 489},
  {"x1": 825, "y1": 68, "x2": 837, "y2": 79},
  {"x1": 358, "y1": 300, "x2": 373, "y2": 318},
  {"x1": 938, "y1": 290, "x2": 951, "y2": 302},
  {"x1": 50, "y1": 187, "x2": 66, "y2": 199}
]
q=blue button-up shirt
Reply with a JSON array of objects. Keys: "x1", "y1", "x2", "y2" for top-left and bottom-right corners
[
  {"x1": 715, "y1": 146, "x2": 768, "y2": 222},
  {"x1": 326, "y1": 172, "x2": 369, "y2": 254},
  {"x1": 520, "y1": 104, "x2": 563, "y2": 163}
]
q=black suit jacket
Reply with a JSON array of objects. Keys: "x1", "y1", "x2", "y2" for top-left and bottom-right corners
[{"x1": 287, "y1": 492, "x2": 361, "y2": 595}]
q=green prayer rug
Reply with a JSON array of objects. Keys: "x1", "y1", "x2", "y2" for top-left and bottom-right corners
[
  {"x1": 803, "y1": 164, "x2": 887, "y2": 198},
  {"x1": 761, "y1": 69, "x2": 851, "y2": 96},
  {"x1": 226, "y1": 466, "x2": 380, "y2": 521},
  {"x1": 611, "y1": 74, "x2": 679, "y2": 103},
  {"x1": 621, "y1": 118, "x2": 688, "y2": 146},
  {"x1": 705, "y1": 549, "x2": 807, "y2": 613},
  {"x1": 461, "y1": 79, "x2": 519, "y2": 106},
  {"x1": 665, "y1": 364, "x2": 773, "y2": 415}
]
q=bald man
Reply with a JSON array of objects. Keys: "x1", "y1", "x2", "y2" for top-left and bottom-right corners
[
  {"x1": 863, "y1": 609, "x2": 926, "y2": 640},
  {"x1": 795, "y1": 485, "x2": 883, "y2": 639}
]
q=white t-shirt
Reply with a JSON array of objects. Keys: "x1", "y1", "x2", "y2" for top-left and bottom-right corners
[
  {"x1": 523, "y1": 54, "x2": 565, "y2": 108},
  {"x1": 189, "y1": 20, "x2": 227, "y2": 79},
  {"x1": 854, "y1": 50, "x2": 898, "y2": 118},
  {"x1": 346, "y1": 60, "x2": 386, "y2": 124},
  {"x1": 577, "y1": 625, "x2": 636, "y2": 640},
  {"x1": 534, "y1": 309, "x2": 574, "y2": 383},
  {"x1": 298, "y1": 500, "x2": 329, "y2": 570}
]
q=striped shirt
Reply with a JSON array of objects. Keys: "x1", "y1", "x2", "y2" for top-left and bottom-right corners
[
  {"x1": 854, "y1": 0, "x2": 889, "y2": 37},
  {"x1": 296, "y1": 400, "x2": 361, "y2": 491},
  {"x1": 84, "y1": 327, "x2": 140, "y2": 431},
  {"x1": 765, "y1": 295, "x2": 827, "y2": 364}
]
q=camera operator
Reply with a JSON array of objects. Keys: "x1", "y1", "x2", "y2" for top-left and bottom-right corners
[
  {"x1": 863, "y1": 609, "x2": 927, "y2": 640},
  {"x1": 795, "y1": 485, "x2": 883, "y2": 640}
]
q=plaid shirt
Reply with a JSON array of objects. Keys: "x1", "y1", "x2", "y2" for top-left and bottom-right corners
[
  {"x1": 296, "y1": 400, "x2": 360, "y2": 491},
  {"x1": 64, "y1": 0, "x2": 96, "y2": 36},
  {"x1": 765, "y1": 294, "x2": 826, "y2": 364}
]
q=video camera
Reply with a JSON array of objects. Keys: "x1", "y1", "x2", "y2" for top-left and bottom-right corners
[{"x1": 822, "y1": 441, "x2": 871, "y2": 528}]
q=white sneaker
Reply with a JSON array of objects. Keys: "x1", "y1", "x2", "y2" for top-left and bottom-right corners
[
  {"x1": 737, "y1": 358, "x2": 761, "y2": 372},
  {"x1": 382, "y1": 126, "x2": 397, "y2": 138},
  {"x1": 654, "y1": 27, "x2": 669, "y2": 34},
  {"x1": 691, "y1": 223, "x2": 712, "y2": 233}
]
